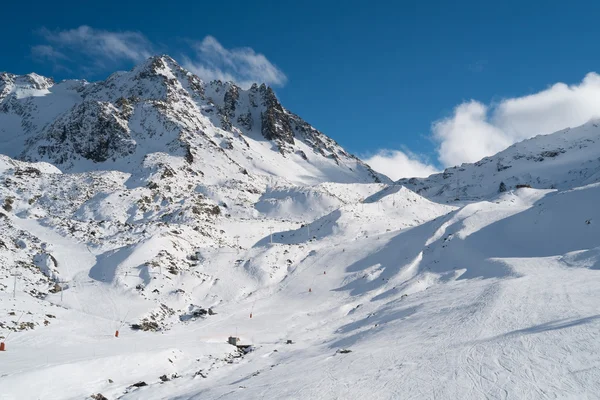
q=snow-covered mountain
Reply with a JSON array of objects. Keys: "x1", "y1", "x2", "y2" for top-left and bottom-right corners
[
  {"x1": 2, "y1": 58, "x2": 600, "y2": 400},
  {"x1": 0, "y1": 56, "x2": 386, "y2": 185},
  {"x1": 398, "y1": 120, "x2": 600, "y2": 202}
]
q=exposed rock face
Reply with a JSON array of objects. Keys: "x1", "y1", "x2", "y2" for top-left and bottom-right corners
[
  {"x1": 236, "y1": 111, "x2": 253, "y2": 131},
  {"x1": 32, "y1": 101, "x2": 135, "y2": 164},
  {"x1": 0, "y1": 55, "x2": 387, "y2": 184},
  {"x1": 259, "y1": 85, "x2": 294, "y2": 145},
  {"x1": 221, "y1": 84, "x2": 239, "y2": 131},
  {"x1": 131, "y1": 320, "x2": 160, "y2": 331}
]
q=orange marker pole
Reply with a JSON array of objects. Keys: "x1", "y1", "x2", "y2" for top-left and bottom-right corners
[
  {"x1": 0, "y1": 342, "x2": 5, "y2": 351},
  {"x1": 115, "y1": 330, "x2": 119, "y2": 338}
]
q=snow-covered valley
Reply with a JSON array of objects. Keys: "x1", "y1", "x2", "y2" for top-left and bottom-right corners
[{"x1": 1, "y1": 58, "x2": 600, "y2": 400}]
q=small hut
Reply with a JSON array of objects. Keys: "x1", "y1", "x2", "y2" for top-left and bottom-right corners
[
  {"x1": 228, "y1": 336, "x2": 253, "y2": 352},
  {"x1": 228, "y1": 336, "x2": 240, "y2": 346}
]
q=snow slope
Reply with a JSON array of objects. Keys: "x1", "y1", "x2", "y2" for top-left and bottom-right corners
[
  {"x1": 398, "y1": 120, "x2": 600, "y2": 202},
  {"x1": 3, "y1": 177, "x2": 600, "y2": 399},
  {"x1": 1, "y1": 60, "x2": 600, "y2": 399}
]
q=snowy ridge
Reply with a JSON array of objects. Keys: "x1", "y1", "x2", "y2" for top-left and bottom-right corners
[
  {"x1": 1, "y1": 56, "x2": 387, "y2": 185},
  {"x1": 398, "y1": 120, "x2": 600, "y2": 202}
]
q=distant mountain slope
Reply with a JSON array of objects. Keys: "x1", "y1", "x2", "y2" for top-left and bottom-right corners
[
  {"x1": 398, "y1": 120, "x2": 600, "y2": 201},
  {"x1": 0, "y1": 56, "x2": 387, "y2": 186}
]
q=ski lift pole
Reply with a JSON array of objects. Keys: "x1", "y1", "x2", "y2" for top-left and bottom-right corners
[
  {"x1": 55, "y1": 279, "x2": 68, "y2": 303},
  {"x1": 11, "y1": 271, "x2": 22, "y2": 299}
]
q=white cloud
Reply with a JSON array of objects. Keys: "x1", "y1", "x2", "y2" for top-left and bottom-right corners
[
  {"x1": 32, "y1": 27, "x2": 286, "y2": 88},
  {"x1": 31, "y1": 45, "x2": 68, "y2": 61},
  {"x1": 432, "y1": 72, "x2": 600, "y2": 167},
  {"x1": 37, "y1": 26, "x2": 154, "y2": 67},
  {"x1": 432, "y1": 101, "x2": 512, "y2": 166},
  {"x1": 182, "y1": 36, "x2": 287, "y2": 88},
  {"x1": 363, "y1": 150, "x2": 439, "y2": 180},
  {"x1": 492, "y1": 73, "x2": 600, "y2": 139},
  {"x1": 366, "y1": 73, "x2": 600, "y2": 180}
]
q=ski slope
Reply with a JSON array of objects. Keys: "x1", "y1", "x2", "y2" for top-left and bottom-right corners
[
  {"x1": 2, "y1": 182, "x2": 600, "y2": 399},
  {"x1": 2, "y1": 58, "x2": 600, "y2": 399}
]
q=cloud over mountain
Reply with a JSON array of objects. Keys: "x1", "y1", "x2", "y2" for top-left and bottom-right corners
[
  {"x1": 31, "y1": 26, "x2": 285, "y2": 88},
  {"x1": 366, "y1": 73, "x2": 600, "y2": 180}
]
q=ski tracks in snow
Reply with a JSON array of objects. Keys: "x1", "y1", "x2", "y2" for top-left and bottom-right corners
[{"x1": 453, "y1": 260, "x2": 600, "y2": 399}]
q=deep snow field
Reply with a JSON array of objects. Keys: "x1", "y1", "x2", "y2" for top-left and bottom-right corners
[{"x1": 2, "y1": 182, "x2": 600, "y2": 399}]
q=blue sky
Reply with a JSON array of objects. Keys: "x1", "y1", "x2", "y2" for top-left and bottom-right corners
[{"x1": 2, "y1": 0, "x2": 600, "y2": 179}]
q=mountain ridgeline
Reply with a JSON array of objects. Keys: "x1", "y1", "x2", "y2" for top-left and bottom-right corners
[
  {"x1": 397, "y1": 121, "x2": 600, "y2": 202},
  {"x1": 0, "y1": 55, "x2": 386, "y2": 185}
]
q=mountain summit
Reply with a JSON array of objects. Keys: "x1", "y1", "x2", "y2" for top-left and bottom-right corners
[{"x1": 0, "y1": 55, "x2": 387, "y2": 185}]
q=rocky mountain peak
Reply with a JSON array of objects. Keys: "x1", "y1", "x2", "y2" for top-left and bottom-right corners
[
  {"x1": 1, "y1": 55, "x2": 388, "y2": 184},
  {"x1": 0, "y1": 72, "x2": 55, "y2": 101},
  {"x1": 259, "y1": 86, "x2": 294, "y2": 145},
  {"x1": 132, "y1": 55, "x2": 185, "y2": 80},
  {"x1": 22, "y1": 73, "x2": 55, "y2": 90}
]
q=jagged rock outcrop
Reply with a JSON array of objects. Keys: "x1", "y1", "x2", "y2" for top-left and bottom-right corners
[
  {"x1": 259, "y1": 84, "x2": 294, "y2": 145},
  {"x1": 1, "y1": 55, "x2": 387, "y2": 184},
  {"x1": 31, "y1": 100, "x2": 135, "y2": 164}
]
